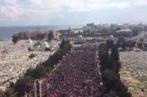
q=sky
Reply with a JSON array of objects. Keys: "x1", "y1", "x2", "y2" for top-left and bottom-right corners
[{"x1": 0, "y1": 0, "x2": 147, "y2": 26}]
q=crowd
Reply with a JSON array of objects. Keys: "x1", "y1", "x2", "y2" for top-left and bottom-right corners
[{"x1": 45, "y1": 45, "x2": 102, "y2": 97}]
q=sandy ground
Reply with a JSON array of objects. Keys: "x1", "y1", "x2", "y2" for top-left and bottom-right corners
[
  {"x1": 0, "y1": 40, "x2": 59, "y2": 91},
  {"x1": 120, "y1": 51, "x2": 147, "y2": 97}
]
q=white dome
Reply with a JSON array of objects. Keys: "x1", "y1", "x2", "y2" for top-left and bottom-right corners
[
  {"x1": 28, "y1": 39, "x2": 33, "y2": 44},
  {"x1": 109, "y1": 35, "x2": 114, "y2": 40},
  {"x1": 44, "y1": 41, "x2": 50, "y2": 48},
  {"x1": 78, "y1": 35, "x2": 83, "y2": 40}
]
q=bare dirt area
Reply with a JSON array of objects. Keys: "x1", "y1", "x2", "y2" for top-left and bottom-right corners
[{"x1": 120, "y1": 51, "x2": 147, "y2": 97}]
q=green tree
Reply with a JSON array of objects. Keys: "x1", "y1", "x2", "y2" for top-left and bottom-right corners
[
  {"x1": 48, "y1": 31, "x2": 54, "y2": 41},
  {"x1": 12, "y1": 35, "x2": 19, "y2": 44}
]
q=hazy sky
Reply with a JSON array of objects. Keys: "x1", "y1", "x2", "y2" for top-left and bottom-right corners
[{"x1": 0, "y1": 0, "x2": 147, "y2": 26}]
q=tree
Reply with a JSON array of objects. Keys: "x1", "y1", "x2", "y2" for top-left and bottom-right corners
[
  {"x1": 0, "y1": 90, "x2": 4, "y2": 97},
  {"x1": 48, "y1": 31, "x2": 54, "y2": 41},
  {"x1": 111, "y1": 44, "x2": 119, "y2": 61},
  {"x1": 106, "y1": 40, "x2": 114, "y2": 49},
  {"x1": 4, "y1": 88, "x2": 17, "y2": 97},
  {"x1": 99, "y1": 43, "x2": 111, "y2": 71},
  {"x1": 12, "y1": 35, "x2": 19, "y2": 44},
  {"x1": 117, "y1": 37, "x2": 125, "y2": 48},
  {"x1": 14, "y1": 76, "x2": 34, "y2": 97},
  {"x1": 98, "y1": 43, "x2": 131, "y2": 97}
]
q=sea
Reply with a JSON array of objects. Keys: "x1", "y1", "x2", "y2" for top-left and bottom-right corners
[{"x1": 0, "y1": 25, "x2": 80, "y2": 40}]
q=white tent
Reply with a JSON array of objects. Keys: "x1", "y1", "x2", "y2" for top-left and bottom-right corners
[{"x1": 28, "y1": 39, "x2": 33, "y2": 44}]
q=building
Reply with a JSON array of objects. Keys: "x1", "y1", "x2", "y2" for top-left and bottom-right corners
[
  {"x1": 52, "y1": 32, "x2": 61, "y2": 40},
  {"x1": 74, "y1": 35, "x2": 85, "y2": 44},
  {"x1": 116, "y1": 28, "x2": 133, "y2": 37},
  {"x1": 29, "y1": 41, "x2": 52, "y2": 51}
]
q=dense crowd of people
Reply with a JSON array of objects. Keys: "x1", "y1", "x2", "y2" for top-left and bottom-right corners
[{"x1": 45, "y1": 45, "x2": 102, "y2": 97}]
